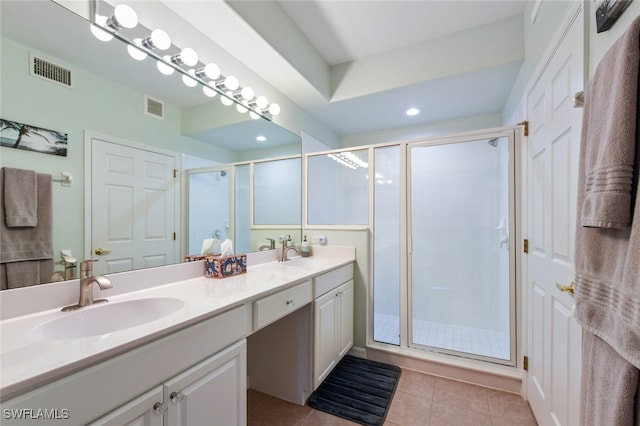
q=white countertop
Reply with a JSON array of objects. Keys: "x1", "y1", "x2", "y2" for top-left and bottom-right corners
[{"x1": 0, "y1": 253, "x2": 354, "y2": 400}]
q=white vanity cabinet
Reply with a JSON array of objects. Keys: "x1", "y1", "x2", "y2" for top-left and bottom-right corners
[
  {"x1": 90, "y1": 340, "x2": 246, "y2": 426},
  {"x1": 1, "y1": 306, "x2": 247, "y2": 426},
  {"x1": 313, "y1": 264, "x2": 354, "y2": 390}
]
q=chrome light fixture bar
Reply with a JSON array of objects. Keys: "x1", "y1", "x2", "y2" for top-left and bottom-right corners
[{"x1": 90, "y1": 1, "x2": 280, "y2": 120}]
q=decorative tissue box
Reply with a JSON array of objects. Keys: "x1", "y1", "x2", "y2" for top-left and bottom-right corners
[{"x1": 185, "y1": 254, "x2": 247, "y2": 278}]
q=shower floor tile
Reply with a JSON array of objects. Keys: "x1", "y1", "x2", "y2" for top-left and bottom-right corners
[{"x1": 374, "y1": 313, "x2": 510, "y2": 361}]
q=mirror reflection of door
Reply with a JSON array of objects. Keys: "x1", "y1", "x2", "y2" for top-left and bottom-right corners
[{"x1": 90, "y1": 135, "x2": 178, "y2": 275}]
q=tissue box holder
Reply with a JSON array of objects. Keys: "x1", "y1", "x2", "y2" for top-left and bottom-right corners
[{"x1": 185, "y1": 254, "x2": 247, "y2": 278}]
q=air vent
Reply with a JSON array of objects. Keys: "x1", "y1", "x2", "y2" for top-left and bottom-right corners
[
  {"x1": 145, "y1": 95, "x2": 164, "y2": 119},
  {"x1": 30, "y1": 54, "x2": 72, "y2": 87}
]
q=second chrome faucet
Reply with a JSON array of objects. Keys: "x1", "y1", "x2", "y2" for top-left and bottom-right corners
[{"x1": 279, "y1": 235, "x2": 300, "y2": 262}]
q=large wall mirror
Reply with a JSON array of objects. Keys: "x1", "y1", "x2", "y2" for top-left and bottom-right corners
[{"x1": 0, "y1": 0, "x2": 302, "y2": 288}]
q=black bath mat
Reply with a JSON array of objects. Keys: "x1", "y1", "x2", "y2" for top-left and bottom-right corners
[{"x1": 307, "y1": 355, "x2": 401, "y2": 426}]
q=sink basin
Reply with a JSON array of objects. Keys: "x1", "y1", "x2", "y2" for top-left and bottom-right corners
[{"x1": 30, "y1": 297, "x2": 185, "y2": 340}]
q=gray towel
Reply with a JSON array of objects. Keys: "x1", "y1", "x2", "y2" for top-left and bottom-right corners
[
  {"x1": 3, "y1": 167, "x2": 38, "y2": 228},
  {"x1": 575, "y1": 14, "x2": 640, "y2": 368},
  {"x1": 581, "y1": 331, "x2": 640, "y2": 426},
  {"x1": 579, "y1": 15, "x2": 640, "y2": 229},
  {"x1": 0, "y1": 170, "x2": 53, "y2": 290},
  {"x1": 0, "y1": 259, "x2": 54, "y2": 290}
]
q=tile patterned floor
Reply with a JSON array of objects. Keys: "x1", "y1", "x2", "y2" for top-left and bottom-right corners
[
  {"x1": 248, "y1": 367, "x2": 538, "y2": 425},
  {"x1": 374, "y1": 314, "x2": 511, "y2": 361}
]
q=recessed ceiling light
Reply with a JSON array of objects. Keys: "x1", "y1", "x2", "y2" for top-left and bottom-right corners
[
  {"x1": 405, "y1": 107, "x2": 421, "y2": 116},
  {"x1": 256, "y1": 135, "x2": 267, "y2": 142}
]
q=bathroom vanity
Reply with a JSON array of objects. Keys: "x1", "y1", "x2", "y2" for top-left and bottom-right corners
[{"x1": 0, "y1": 249, "x2": 355, "y2": 425}]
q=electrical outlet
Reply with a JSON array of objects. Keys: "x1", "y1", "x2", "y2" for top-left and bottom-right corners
[{"x1": 311, "y1": 235, "x2": 327, "y2": 245}]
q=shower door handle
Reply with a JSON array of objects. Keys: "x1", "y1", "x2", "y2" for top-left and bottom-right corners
[{"x1": 556, "y1": 281, "x2": 575, "y2": 295}]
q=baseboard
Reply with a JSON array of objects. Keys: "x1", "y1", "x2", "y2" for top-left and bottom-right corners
[
  {"x1": 364, "y1": 343, "x2": 523, "y2": 395},
  {"x1": 347, "y1": 345, "x2": 366, "y2": 359}
]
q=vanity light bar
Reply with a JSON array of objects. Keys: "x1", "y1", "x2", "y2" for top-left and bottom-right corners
[{"x1": 92, "y1": 3, "x2": 280, "y2": 120}]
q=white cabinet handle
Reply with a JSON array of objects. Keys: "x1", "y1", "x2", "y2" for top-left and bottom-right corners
[
  {"x1": 170, "y1": 391, "x2": 184, "y2": 403},
  {"x1": 153, "y1": 402, "x2": 167, "y2": 415}
]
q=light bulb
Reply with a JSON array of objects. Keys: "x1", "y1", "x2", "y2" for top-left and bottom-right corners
[
  {"x1": 241, "y1": 86, "x2": 254, "y2": 101},
  {"x1": 203, "y1": 84, "x2": 217, "y2": 97},
  {"x1": 255, "y1": 96, "x2": 268, "y2": 109},
  {"x1": 90, "y1": 16, "x2": 113, "y2": 42},
  {"x1": 157, "y1": 56, "x2": 174, "y2": 75},
  {"x1": 203, "y1": 63, "x2": 220, "y2": 80},
  {"x1": 171, "y1": 47, "x2": 198, "y2": 67},
  {"x1": 107, "y1": 4, "x2": 138, "y2": 30},
  {"x1": 236, "y1": 102, "x2": 248, "y2": 113},
  {"x1": 224, "y1": 75, "x2": 239, "y2": 91},
  {"x1": 250, "y1": 111, "x2": 261, "y2": 120},
  {"x1": 142, "y1": 29, "x2": 171, "y2": 50},
  {"x1": 268, "y1": 103, "x2": 281, "y2": 116},
  {"x1": 182, "y1": 70, "x2": 198, "y2": 87},
  {"x1": 127, "y1": 38, "x2": 147, "y2": 61},
  {"x1": 221, "y1": 92, "x2": 234, "y2": 106}
]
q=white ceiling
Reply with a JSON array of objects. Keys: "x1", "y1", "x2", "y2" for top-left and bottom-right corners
[
  {"x1": 277, "y1": 1, "x2": 528, "y2": 66},
  {"x1": 225, "y1": 0, "x2": 528, "y2": 136}
]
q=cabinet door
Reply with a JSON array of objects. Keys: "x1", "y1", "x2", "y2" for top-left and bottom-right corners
[
  {"x1": 337, "y1": 280, "x2": 354, "y2": 359},
  {"x1": 87, "y1": 386, "x2": 164, "y2": 426},
  {"x1": 164, "y1": 340, "x2": 246, "y2": 426},
  {"x1": 314, "y1": 290, "x2": 338, "y2": 389}
]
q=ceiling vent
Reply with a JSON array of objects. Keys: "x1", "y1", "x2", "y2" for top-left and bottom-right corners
[
  {"x1": 145, "y1": 95, "x2": 164, "y2": 120},
  {"x1": 29, "y1": 53, "x2": 72, "y2": 88}
]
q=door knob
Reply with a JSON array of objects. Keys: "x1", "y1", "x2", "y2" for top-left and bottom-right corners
[
  {"x1": 556, "y1": 281, "x2": 575, "y2": 294},
  {"x1": 94, "y1": 247, "x2": 112, "y2": 255}
]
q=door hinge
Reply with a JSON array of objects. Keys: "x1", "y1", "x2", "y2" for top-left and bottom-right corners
[
  {"x1": 523, "y1": 239, "x2": 529, "y2": 254},
  {"x1": 173, "y1": 169, "x2": 178, "y2": 178},
  {"x1": 518, "y1": 120, "x2": 529, "y2": 136},
  {"x1": 523, "y1": 356, "x2": 529, "y2": 371},
  {"x1": 173, "y1": 232, "x2": 176, "y2": 241}
]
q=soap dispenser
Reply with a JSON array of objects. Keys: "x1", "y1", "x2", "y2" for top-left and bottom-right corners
[{"x1": 301, "y1": 235, "x2": 312, "y2": 257}]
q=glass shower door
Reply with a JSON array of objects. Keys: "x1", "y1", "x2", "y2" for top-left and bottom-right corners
[{"x1": 408, "y1": 135, "x2": 514, "y2": 363}]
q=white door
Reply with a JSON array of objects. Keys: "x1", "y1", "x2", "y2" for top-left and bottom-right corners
[
  {"x1": 525, "y1": 5, "x2": 583, "y2": 426},
  {"x1": 90, "y1": 136, "x2": 177, "y2": 275}
]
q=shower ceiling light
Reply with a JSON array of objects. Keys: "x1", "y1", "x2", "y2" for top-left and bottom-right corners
[
  {"x1": 327, "y1": 151, "x2": 369, "y2": 169},
  {"x1": 405, "y1": 107, "x2": 421, "y2": 116},
  {"x1": 256, "y1": 136, "x2": 267, "y2": 142}
]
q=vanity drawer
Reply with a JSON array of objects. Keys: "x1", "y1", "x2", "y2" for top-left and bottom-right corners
[
  {"x1": 314, "y1": 263, "x2": 353, "y2": 297},
  {"x1": 254, "y1": 281, "x2": 312, "y2": 331}
]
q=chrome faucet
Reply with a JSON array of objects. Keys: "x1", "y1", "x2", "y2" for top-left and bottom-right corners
[
  {"x1": 266, "y1": 238, "x2": 276, "y2": 250},
  {"x1": 280, "y1": 235, "x2": 300, "y2": 262},
  {"x1": 62, "y1": 260, "x2": 112, "y2": 311}
]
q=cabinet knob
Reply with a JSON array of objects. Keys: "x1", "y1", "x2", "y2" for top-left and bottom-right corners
[
  {"x1": 153, "y1": 402, "x2": 167, "y2": 415},
  {"x1": 286, "y1": 299, "x2": 295, "y2": 306},
  {"x1": 170, "y1": 391, "x2": 185, "y2": 403}
]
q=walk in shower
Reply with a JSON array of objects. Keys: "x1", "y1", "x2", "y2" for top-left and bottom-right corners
[{"x1": 373, "y1": 130, "x2": 516, "y2": 365}]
